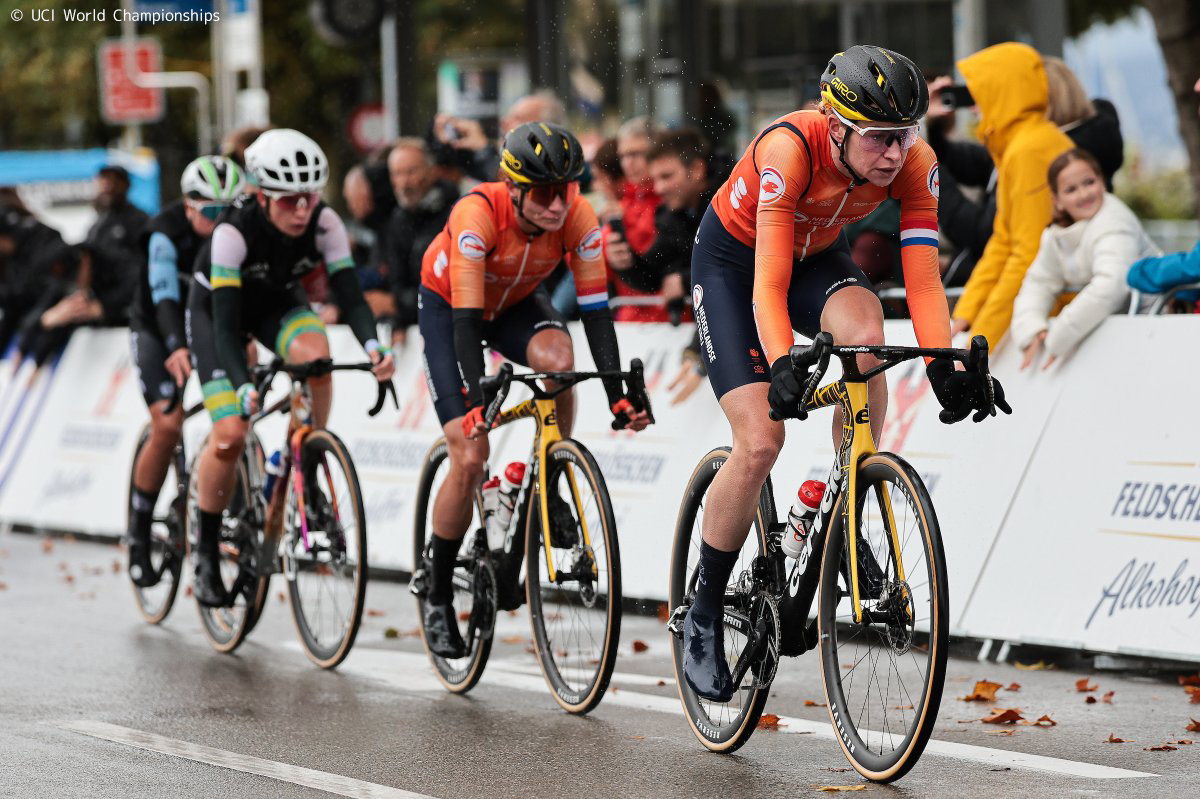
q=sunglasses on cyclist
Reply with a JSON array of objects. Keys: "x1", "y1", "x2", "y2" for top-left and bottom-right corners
[
  {"x1": 834, "y1": 112, "x2": 921, "y2": 154},
  {"x1": 262, "y1": 191, "x2": 320, "y2": 211},
  {"x1": 185, "y1": 199, "x2": 232, "y2": 221},
  {"x1": 524, "y1": 182, "x2": 578, "y2": 207}
]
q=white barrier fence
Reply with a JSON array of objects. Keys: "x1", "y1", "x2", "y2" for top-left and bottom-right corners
[{"x1": 1, "y1": 317, "x2": 1198, "y2": 663}]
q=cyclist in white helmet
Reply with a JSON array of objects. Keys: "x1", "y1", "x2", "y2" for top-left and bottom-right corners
[
  {"x1": 187, "y1": 129, "x2": 395, "y2": 607},
  {"x1": 127, "y1": 155, "x2": 245, "y2": 587}
]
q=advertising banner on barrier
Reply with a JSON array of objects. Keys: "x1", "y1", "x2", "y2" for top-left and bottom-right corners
[{"x1": 958, "y1": 316, "x2": 1200, "y2": 662}]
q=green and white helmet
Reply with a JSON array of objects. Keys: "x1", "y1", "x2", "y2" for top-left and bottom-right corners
[{"x1": 180, "y1": 155, "x2": 247, "y2": 202}]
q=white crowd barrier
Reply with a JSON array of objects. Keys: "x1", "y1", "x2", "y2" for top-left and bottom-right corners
[{"x1": 1, "y1": 316, "x2": 1198, "y2": 664}]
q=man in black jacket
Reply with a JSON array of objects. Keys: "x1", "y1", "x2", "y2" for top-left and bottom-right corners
[
  {"x1": 605, "y1": 129, "x2": 717, "y2": 321},
  {"x1": 85, "y1": 165, "x2": 148, "y2": 274},
  {"x1": 383, "y1": 138, "x2": 459, "y2": 347}
]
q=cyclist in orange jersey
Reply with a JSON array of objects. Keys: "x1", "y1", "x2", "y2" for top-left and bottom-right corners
[
  {"x1": 683, "y1": 46, "x2": 1010, "y2": 701},
  {"x1": 417, "y1": 122, "x2": 651, "y2": 657}
]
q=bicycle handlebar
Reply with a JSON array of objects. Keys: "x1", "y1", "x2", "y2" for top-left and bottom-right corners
[
  {"x1": 249, "y1": 357, "x2": 399, "y2": 419},
  {"x1": 479, "y1": 359, "x2": 656, "y2": 431},
  {"x1": 767, "y1": 333, "x2": 996, "y2": 422}
]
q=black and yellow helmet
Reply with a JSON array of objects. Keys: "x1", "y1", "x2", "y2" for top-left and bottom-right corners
[
  {"x1": 820, "y1": 45, "x2": 929, "y2": 124},
  {"x1": 500, "y1": 122, "x2": 586, "y2": 186}
]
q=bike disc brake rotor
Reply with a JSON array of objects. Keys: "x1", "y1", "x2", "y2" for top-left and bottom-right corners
[{"x1": 880, "y1": 579, "x2": 915, "y2": 655}]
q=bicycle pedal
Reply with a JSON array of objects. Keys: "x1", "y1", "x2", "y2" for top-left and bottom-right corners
[
  {"x1": 666, "y1": 604, "x2": 689, "y2": 639},
  {"x1": 410, "y1": 568, "x2": 428, "y2": 598}
]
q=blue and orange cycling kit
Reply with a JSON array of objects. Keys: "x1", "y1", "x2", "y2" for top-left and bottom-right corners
[
  {"x1": 419, "y1": 181, "x2": 626, "y2": 426},
  {"x1": 692, "y1": 109, "x2": 950, "y2": 399}
]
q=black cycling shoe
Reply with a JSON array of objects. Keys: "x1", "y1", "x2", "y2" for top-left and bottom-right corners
[
  {"x1": 193, "y1": 552, "x2": 230, "y2": 608},
  {"x1": 682, "y1": 605, "x2": 736, "y2": 702},
  {"x1": 423, "y1": 601, "x2": 467, "y2": 658},
  {"x1": 127, "y1": 536, "x2": 158, "y2": 588},
  {"x1": 548, "y1": 493, "x2": 578, "y2": 549}
]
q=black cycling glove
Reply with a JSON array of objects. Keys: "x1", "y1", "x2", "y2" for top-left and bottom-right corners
[
  {"x1": 926, "y1": 358, "x2": 1013, "y2": 424},
  {"x1": 768, "y1": 355, "x2": 805, "y2": 419}
]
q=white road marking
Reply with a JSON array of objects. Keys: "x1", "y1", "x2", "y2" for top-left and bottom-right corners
[
  {"x1": 60, "y1": 720, "x2": 440, "y2": 799},
  {"x1": 341, "y1": 646, "x2": 1156, "y2": 781}
]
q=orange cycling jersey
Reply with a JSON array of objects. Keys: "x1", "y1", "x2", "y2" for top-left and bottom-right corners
[
  {"x1": 711, "y1": 109, "x2": 949, "y2": 364},
  {"x1": 421, "y1": 181, "x2": 609, "y2": 320}
]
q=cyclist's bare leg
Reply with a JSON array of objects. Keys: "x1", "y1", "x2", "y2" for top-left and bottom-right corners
[
  {"x1": 132, "y1": 400, "x2": 183, "y2": 495},
  {"x1": 196, "y1": 416, "x2": 249, "y2": 513},
  {"x1": 287, "y1": 331, "x2": 332, "y2": 428},
  {"x1": 820, "y1": 286, "x2": 887, "y2": 446},
  {"x1": 701, "y1": 381, "x2": 784, "y2": 552},
  {"x1": 431, "y1": 418, "x2": 490, "y2": 543},
  {"x1": 526, "y1": 328, "x2": 575, "y2": 435}
]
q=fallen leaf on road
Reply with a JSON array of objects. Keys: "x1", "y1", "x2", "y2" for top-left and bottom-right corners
[
  {"x1": 277, "y1": 592, "x2": 286, "y2": 603},
  {"x1": 365, "y1": 608, "x2": 385, "y2": 617},
  {"x1": 1015, "y1": 660, "x2": 1053, "y2": 671},
  {"x1": 63, "y1": 574, "x2": 75, "y2": 585},
  {"x1": 757, "y1": 713, "x2": 786, "y2": 730},
  {"x1": 1102, "y1": 691, "x2": 1114, "y2": 704},
  {"x1": 985, "y1": 729, "x2": 1016, "y2": 737},
  {"x1": 961, "y1": 680, "x2": 1002, "y2": 702},
  {"x1": 1144, "y1": 745, "x2": 1178, "y2": 752},
  {"x1": 185, "y1": 585, "x2": 193, "y2": 597},
  {"x1": 508, "y1": 610, "x2": 518, "y2": 617},
  {"x1": 545, "y1": 612, "x2": 563, "y2": 622},
  {"x1": 627, "y1": 735, "x2": 645, "y2": 740},
  {"x1": 42, "y1": 539, "x2": 54, "y2": 554},
  {"x1": 1023, "y1": 715, "x2": 1057, "y2": 727},
  {"x1": 1187, "y1": 719, "x2": 1200, "y2": 732},
  {"x1": 1106, "y1": 733, "x2": 1131, "y2": 743},
  {"x1": 822, "y1": 768, "x2": 852, "y2": 773},
  {"x1": 112, "y1": 560, "x2": 121, "y2": 573},
  {"x1": 1076, "y1": 678, "x2": 1098, "y2": 693},
  {"x1": 894, "y1": 705, "x2": 914, "y2": 710},
  {"x1": 58, "y1": 561, "x2": 69, "y2": 571},
  {"x1": 656, "y1": 680, "x2": 666, "y2": 687},
  {"x1": 805, "y1": 699, "x2": 827, "y2": 707},
  {"x1": 1005, "y1": 683, "x2": 1021, "y2": 692},
  {"x1": 982, "y1": 708, "x2": 1024, "y2": 724},
  {"x1": 555, "y1": 649, "x2": 568, "y2": 658},
  {"x1": 1174, "y1": 739, "x2": 1193, "y2": 745},
  {"x1": 656, "y1": 603, "x2": 670, "y2": 621},
  {"x1": 383, "y1": 627, "x2": 399, "y2": 639},
  {"x1": 1186, "y1": 686, "x2": 1200, "y2": 704},
  {"x1": 1086, "y1": 696, "x2": 1097, "y2": 705},
  {"x1": 500, "y1": 635, "x2": 526, "y2": 645},
  {"x1": 0, "y1": 582, "x2": 6, "y2": 591},
  {"x1": 63, "y1": 534, "x2": 77, "y2": 543},
  {"x1": 1178, "y1": 674, "x2": 1200, "y2": 687},
  {"x1": 458, "y1": 611, "x2": 470, "y2": 621},
  {"x1": 815, "y1": 786, "x2": 865, "y2": 792},
  {"x1": 631, "y1": 639, "x2": 649, "y2": 653}
]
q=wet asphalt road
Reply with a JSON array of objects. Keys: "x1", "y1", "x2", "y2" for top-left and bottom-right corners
[{"x1": 1, "y1": 531, "x2": 1197, "y2": 799}]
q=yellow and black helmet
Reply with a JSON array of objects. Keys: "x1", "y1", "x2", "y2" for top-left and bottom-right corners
[
  {"x1": 820, "y1": 45, "x2": 929, "y2": 124},
  {"x1": 500, "y1": 122, "x2": 586, "y2": 186}
]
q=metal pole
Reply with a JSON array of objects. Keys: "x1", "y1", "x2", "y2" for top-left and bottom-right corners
[
  {"x1": 381, "y1": 9, "x2": 400, "y2": 141},
  {"x1": 121, "y1": 0, "x2": 213, "y2": 153}
]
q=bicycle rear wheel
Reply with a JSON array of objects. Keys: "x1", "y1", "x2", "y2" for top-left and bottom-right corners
[
  {"x1": 818, "y1": 452, "x2": 948, "y2": 782},
  {"x1": 411, "y1": 438, "x2": 494, "y2": 694},
  {"x1": 189, "y1": 439, "x2": 268, "y2": 653},
  {"x1": 285, "y1": 429, "x2": 368, "y2": 669},
  {"x1": 128, "y1": 427, "x2": 183, "y2": 625},
  {"x1": 526, "y1": 439, "x2": 620, "y2": 715},
  {"x1": 669, "y1": 447, "x2": 777, "y2": 753}
]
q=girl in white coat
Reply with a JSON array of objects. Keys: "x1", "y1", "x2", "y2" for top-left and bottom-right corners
[{"x1": 1012, "y1": 148, "x2": 1160, "y2": 370}]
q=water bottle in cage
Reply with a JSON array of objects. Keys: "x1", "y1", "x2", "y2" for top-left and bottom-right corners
[
  {"x1": 490, "y1": 461, "x2": 526, "y2": 549},
  {"x1": 781, "y1": 480, "x2": 826, "y2": 558}
]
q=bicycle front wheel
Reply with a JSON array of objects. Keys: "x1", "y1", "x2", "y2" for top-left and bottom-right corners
[
  {"x1": 526, "y1": 439, "x2": 620, "y2": 715},
  {"x1": 284, "y1": 429, "x2": 368, "y2": 669},
  {"x1": 128, "y1": 427, "x2": 183, "y2": 625},
  {"x1": 818, "y1": 451, "x2": 949, "y2": 782},
  {"x1": 669, "y1": 447, "x2": 776, "y2": 753}
]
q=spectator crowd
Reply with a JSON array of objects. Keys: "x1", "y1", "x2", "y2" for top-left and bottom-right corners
[{"x1": 2, "y1": 43, "x2": 1200, "y2": 398}]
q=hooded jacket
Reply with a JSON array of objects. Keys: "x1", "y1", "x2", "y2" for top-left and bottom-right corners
[
  {"x1": 951, "y1": 43, "x2": 1074, "y2": 347},
  {"x1": 1010, "y1": 193, "x2": 1160, "y2": 356}
]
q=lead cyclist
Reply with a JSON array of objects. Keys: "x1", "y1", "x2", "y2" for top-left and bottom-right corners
[{"x1": 682, "y1": 45, "x2": 1011, "y2": 701}]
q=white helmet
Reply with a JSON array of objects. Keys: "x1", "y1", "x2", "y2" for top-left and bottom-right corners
[
  {"x1": 244, "y1": 129, "x2": 329, "y2": 193},
  {"x1": 180, "y1": 155, "x2": 246, "y2": 202}
]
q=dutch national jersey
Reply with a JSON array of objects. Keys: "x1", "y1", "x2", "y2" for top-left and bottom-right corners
[{"x1": 710, "y1": 109, "x2": 949, "y2": 363}]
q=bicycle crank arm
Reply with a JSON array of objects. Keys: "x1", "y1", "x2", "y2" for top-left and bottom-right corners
[{"x1": 729, "y1": 615, "x2": 770, "y2": 688}]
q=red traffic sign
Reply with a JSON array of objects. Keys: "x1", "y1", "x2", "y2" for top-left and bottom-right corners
[
  {"x1": 98, "y1": 38, "x2": 166, "y2": 124},
  {"x1": 347, "y1": 103, "x2": 389, "y2": 155}
]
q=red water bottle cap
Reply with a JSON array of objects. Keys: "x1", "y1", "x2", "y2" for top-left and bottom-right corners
[
  {"x1": 797, "y1": 480, "x2": 826, "y2": 511},
  {"x1": 504, "y1": 461, "x2": 526, "y2": 483}
]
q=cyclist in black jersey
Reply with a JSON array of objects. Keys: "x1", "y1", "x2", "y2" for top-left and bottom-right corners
[
  {"x1": 127, "y1": 155, "x2": 246, "y2": 587},
  {"x1": 187, "y1": 129, "x2": 395, "y2": 607}
]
